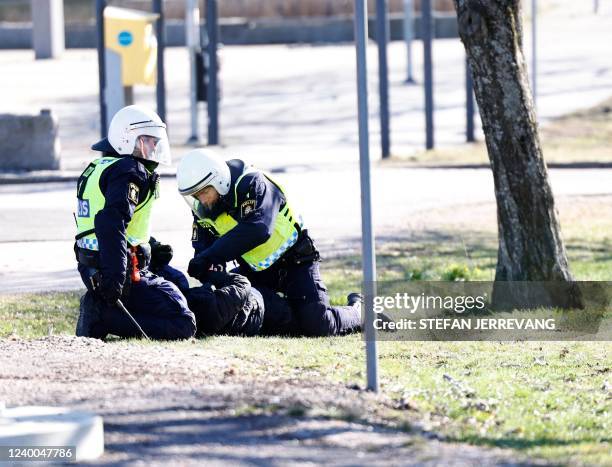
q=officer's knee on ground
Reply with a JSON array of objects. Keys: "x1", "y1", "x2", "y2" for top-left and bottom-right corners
[{"x1": 296, "y1": 301, "x2": 338, "y2": 337}]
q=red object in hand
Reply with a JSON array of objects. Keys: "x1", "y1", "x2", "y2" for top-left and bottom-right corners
[{"x1": 130, "y1": 246, "x2": 140, "y2": 282}]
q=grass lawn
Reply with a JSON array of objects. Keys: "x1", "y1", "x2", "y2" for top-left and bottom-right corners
[
  {"x1": 1, "y1": 197, "x2": 610, "y2": 465},
  {"x1": 387, "y1": 96, "x2": 612, "y2": 167},
  {"x1": 2, "y1": 102, "x2": 612, "y2": 464}
]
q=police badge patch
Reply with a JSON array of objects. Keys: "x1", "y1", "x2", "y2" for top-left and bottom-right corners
[
  {"x1": 240, "y1": 199, "x2": 256, "y2": 218},
  {"x1": 128, "y1": 183, "x2": 140, "y2": 204},
  {"x1": 192, "y1": 223, "x2": 199, "y2": 241}
]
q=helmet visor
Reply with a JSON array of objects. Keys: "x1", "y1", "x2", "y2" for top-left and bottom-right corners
[
  {"x1": 134, "y1": 135, "x2": 171, "y2": 166},
  {"x1": 182, "y1": 194, "x2": 207, "y2": 220},
  {"x1": 130, "y1": 119, "x2": 171, "y2": 165}
]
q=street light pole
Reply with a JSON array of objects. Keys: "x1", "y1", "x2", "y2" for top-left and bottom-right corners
[{"x1": 353, "y1": 0, "x2": 379, "y2": 393}]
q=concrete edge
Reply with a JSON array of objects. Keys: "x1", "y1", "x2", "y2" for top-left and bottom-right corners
[
  {"x1": 387, "y1": 162, "x2": 612, "y2": 170},
  {"x1": 2, "y1": 162, "x2": 612, "y2": 185},
  {"x1": 0, "y1": 170, "x2": 176, "y2": 185}
]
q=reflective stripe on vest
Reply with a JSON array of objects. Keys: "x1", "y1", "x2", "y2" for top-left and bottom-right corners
[
  {"x1": 75, "y1": 156, "x2": 157, "y2": 251},
  {"x1": 196, "y1": 166, "x2": 303, "y2": 271}
]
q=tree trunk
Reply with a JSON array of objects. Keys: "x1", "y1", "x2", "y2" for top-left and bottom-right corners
[{"x1": 453, "y1": 0, "x2": 579, "y2": 308}]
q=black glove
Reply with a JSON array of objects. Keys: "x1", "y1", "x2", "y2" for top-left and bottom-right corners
[
  {"x1": 188, "y1": 254, "x2": 212, "y2": 280},
  {"x1": 149, "y1": 236, "x2": 173, "y2": 270},
  {"x1": 97, "y1": 274, "x2": 123, "y2": 305},
  {"x1": 199, "y1": 269, "x2": 232, "y2": 287}
]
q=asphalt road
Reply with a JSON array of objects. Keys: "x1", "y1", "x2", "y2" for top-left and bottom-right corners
[
  {"x1": 1, "y1": 166, "x2": 610, "y2": 294},
  {"x1": 1, "y1": 3, "x2": 611, "y2": 173},
  {"x1": 0, "y1": 4, "x2": 611, "y2": 293}
]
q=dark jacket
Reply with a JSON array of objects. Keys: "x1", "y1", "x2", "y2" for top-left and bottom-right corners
[
  {"x1": 191, "y1": 159, "x2": 285, "y2": 265},
  {"x1": 184, "y1": 271, "x2": 264, "y2": 337},
  {"x1": 81, "y1": 138, "x2": 158, "y2": 290},
  {"x1": 96, "y1": 157, "x2": 157, "y2": 289}
]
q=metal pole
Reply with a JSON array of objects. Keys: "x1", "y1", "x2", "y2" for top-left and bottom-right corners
[
  {"x1": 594, "y1": 0, "x2": 599, "y2": 14},
  {"x1": 531, "y1": 0, "x2": 537, "y2": 110},
  {"x1": 186, "y1": 0, "x2": 200, "y2": 143},
  {"x1": 152, "y1": 0, "x2": 167, "y2": 123},
  {"x1": 95, "y1": 0, "x2": 107, "y2": 138},
  {"x1": 422, "y1": 0, "x2": 434, "y2": 150},
  {"x1": 206, "y1": 0, "x2": 219, "y2": 145},
  {"x1": 353, "y1": 0, "x2": 379, "y2": 393},
  {"x1": 403, "y1": 0, "x2": 415, "y2": 83},
  {"x1": 376, "y1": 0, "x2": 391, "y2": 159},
  {"x1": 466, "y1": 58, "x2": 475, "y2": 142}
]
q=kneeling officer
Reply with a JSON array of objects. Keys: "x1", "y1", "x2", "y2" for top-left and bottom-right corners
[
  {"x1": 74, "y1": 105, "x2": 196, "y2": 340},
  {"x1": 176, "y1": 149, "x2": 362, "y2": 337}
]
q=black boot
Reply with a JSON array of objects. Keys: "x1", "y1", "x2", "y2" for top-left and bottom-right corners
[
  {"x1": 347, "y1": 292, "x2": 363, "y2": 307},
  {"x1": 347, "y1": 292, "x2": 395, "y2": 330},
  {"x1": 75, "y1": 291, "x2": 107, "y2": 339}
]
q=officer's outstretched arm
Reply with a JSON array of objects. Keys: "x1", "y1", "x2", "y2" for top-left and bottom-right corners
[
  {"x1": 195, "y1": 173, "x2": 283, "y2": 265},
  {"x1": 191, "y1": 272, "x2": 252, "y2": 335},
  {"x1": 95, "y1": 161, "x2": 147, "y2": 291}
]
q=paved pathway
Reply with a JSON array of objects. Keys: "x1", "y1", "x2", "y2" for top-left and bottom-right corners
[
  {"x1": 1, "y1": 3, "x2": 611, "y2": 293},
  {"x1": 0, "y1": 3, "x2": 611, "y2": 173},
  {"x1": 1, "y1": 167, "x2": 610, "y2": 293}
]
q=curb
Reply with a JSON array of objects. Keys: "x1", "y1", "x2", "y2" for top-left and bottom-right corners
[
  {"x1": 0, "y1": 170, "x2": 177, "y2": 185},
  {"x1": 2, "y1": 162, "x2": 612, "y2": 185},
  {"x1": 379, "y1": 161, "x2": 612, "y2": 170}
]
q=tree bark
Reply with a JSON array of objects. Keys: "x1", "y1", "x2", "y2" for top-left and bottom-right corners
[{"x1": 453, "y1": 0, "x2": 578, "y2": 308}]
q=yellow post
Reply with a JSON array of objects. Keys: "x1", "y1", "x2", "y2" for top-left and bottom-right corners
[{"x1": 104, "y1": 6, "x2": 159, "y2": 86}]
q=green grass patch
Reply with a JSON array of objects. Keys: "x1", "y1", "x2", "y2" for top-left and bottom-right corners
[
  {"x1": 196, "y1": 336, "x2": 611, "y2": 465},
  {"x1": 2, "y1": 205, "x2": 611, "y2": 464},
  {"x1": 0, "y1": 291, "x2": 80, "y2": 338},
  {"x1": 1, "y1": 235, "x2": 610, "y2": 464}
]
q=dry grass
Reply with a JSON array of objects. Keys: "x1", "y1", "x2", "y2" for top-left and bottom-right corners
[{"x1": 389, "y1": 97, "x2": 612, "y2": 167}]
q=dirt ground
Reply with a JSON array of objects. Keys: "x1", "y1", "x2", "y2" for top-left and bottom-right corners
[{"x1": 0, "y1": 336, "x2": 538, "y2": 466}]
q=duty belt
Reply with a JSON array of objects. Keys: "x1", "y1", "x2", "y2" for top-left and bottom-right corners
[
  {"x1": 75, "y1": 245, "x2": 99, "y2": 268},
  {"x1": 74, "y1": 243, "x2": 151, "y2": 270}
]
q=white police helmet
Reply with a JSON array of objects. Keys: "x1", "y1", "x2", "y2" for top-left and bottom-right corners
[
  {"x1": 177, "y1": 149, "x2": 231, "y2": 219},
  {"x1": 177, "y1": 149, "x2": 231, "y2": 196},
  {"x1": 107, "y1": 105, "x2": 171, "y2": 165}
]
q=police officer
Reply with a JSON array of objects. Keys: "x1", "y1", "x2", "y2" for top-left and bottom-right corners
[
  {"x1": 176, "y1": 149, "x2": 362, "y2": 337},
  {"x1": 74, "y1": 105, "x2": 196, "y2": 340}
]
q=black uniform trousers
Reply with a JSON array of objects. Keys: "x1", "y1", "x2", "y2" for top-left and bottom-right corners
[
  {"x1": 239, "y1": 260, "x2": 362, "y2": 337},
  {"x1": 79, "y1": 264, "x2": 196, "y2": 340}
]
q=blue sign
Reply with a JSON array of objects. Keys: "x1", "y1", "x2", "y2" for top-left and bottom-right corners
[{"x1": 117, "y1": 31, "x2": 133, "y2": 47}]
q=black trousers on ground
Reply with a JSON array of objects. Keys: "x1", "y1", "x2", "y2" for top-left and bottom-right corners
[
  {"x1": 79, "y1": 264, "x2": 196, "y2": 340},
  {"x1": 239, "y1": 260, "x2": 362, "y2": 337}
]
